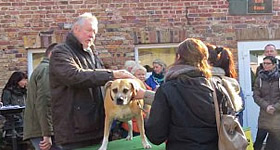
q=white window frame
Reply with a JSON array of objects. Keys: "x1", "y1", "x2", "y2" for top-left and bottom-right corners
[{"x1": 27, "y1": 49, "x2": 45, "y2": 78}]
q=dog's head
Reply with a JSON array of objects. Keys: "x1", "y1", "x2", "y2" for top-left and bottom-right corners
[{"x1": 105, "y1": 79, "x2": 140, "y2": 105}]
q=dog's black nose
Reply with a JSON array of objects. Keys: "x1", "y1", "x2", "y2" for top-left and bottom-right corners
[{"x1": 116, "y1": 97, "x2": 124, "y2": 105}]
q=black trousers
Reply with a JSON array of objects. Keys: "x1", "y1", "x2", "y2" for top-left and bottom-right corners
[
  {"x1": 254, "y1": 128, "x2": 268, "y2": 150},
  {"x1": 265, "y1": 129, "x2": 280, "y2": 150},
  {"x1": 254, "y1": 128, "x2": 280, "y2": 150}
]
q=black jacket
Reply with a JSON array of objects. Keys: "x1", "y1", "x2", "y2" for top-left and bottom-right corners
[
  {"x1": 145, "y1": 65, "x2": 222, "y2": 150},
  {"x1": 49, "y1": 33, "x2": 114, "y2": 146}
]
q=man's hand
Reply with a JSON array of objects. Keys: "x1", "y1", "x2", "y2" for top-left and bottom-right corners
[
  {"x1": 39, "y1": 136, "x2": 52, "y2": 150},
  {"x1": 266, "y1": 105, "x2": 275, "y2": 115},
  {"x1": 113, "y1": 70, "x2": 135, "y2": 79},
  {"x1": 133, "y1": 88, "x2": 155, "y2": 105},
  {"x1": 133, "y1": 87, "x2": 146, "y2": 99}
]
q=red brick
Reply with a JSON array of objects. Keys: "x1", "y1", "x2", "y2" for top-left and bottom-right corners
[
  {"x1": 0, "y1": 41, "x2": 10, "y2": 45},
  {"x1": 4, "y1": 28, "x2": 18, "y2": 32},
  {"x1": 19, "y1": 15, "x2": 32, "y2": 19},
  {"x1": 0, "y1": 3, "x2": 11, "y2": 6},
  {"x1": 38, "y1": 6, "x2": 52, "y2": 10},
  {"x1": 127, "y1": 0, "x2": 139, "y2": 2},
  {"x1": 63, "y1": 10, "x2": 75, "y2": 13},
  {"x1": 12, "y1": 2, "x2": 25, "y2": 6},
  {"x1": 113, "y1": 0, "x2": 126, "y2": 3},
  {"x1": 70, "y1": 1, "x2": 83, "y2": 4},
  {"x1": 123, "y1": 16, "x2": 136, "y2": 20},
  {"x1": 1, "y1": 7, "x2": 9, "y2": 10},
  {"x1": 41, "y1": 2, "x2": 55, "y2": 5},
  {"x1": 1, "y1": 19, "x2": 13, "y2": 23},
  {"x1": 26, "y1": 2, "x2": 40, "y2": 5},
  {"x1": 22, "y1": 6, "x2": 30, "y2": 10}
]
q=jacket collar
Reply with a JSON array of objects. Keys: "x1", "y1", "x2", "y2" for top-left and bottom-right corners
[
  {"x1": 66, "y1": 32, "x2": 83, "y2": 51},
  {"x1": 165, "y1": 64, "x2": 203, "y2": 81},
  {"x1": 41, "y1": 57, "x2": 50, "y2": 63},
  {"x1": 211, "y1": 67, "x2": 225, "y2": 76},
  {"x1": 65, "y1": 32, "x2": 96, "y2": 68}
]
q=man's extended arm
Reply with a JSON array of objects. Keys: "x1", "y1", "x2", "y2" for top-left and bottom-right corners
[{"x1": 134, "y1": 88, "x2": 155, "y2": 105}]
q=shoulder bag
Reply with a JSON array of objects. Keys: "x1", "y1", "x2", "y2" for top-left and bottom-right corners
[{"x1": 210, "y1": 81, "x2": 248, "y2": 150}]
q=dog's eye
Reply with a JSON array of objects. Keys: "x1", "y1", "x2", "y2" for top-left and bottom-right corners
[
  {"x1": 123, "y1": 88, "x2": 129, "y2": 94},
  {"x1": 112, "y1": 88, "x2": 118, "y2": 93}
]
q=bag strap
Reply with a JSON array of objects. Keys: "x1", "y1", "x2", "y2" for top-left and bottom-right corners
[{"x1": 210, "y1": 81, "x2": 221, "y2": 135}]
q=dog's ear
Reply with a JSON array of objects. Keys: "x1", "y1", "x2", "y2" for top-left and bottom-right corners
[
  {"x1": 104, "y1": 81, "x2": 113, "y2": 90},
  {"x1": 129, "y1": 79, "x2": 140, "y2": 97}
]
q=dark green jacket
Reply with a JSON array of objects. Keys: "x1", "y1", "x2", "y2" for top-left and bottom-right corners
[{"x1": 23, "y1": 57, "x2": 53, "y2": 140}]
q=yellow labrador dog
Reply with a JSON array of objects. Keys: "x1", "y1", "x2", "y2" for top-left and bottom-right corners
[{"x1": 98, "y1": 79, "x2": 152, "y2": 150}]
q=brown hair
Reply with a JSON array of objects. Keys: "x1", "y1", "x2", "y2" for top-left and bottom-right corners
[
  {"x1": 174, "y1": 38, "x2": 212, "y2": 78},
  {"x1": 207, "y1": 43, "x2": 237, "y2": 78}
]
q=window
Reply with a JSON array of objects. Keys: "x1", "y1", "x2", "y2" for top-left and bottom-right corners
[
  {"x1": 134, "y1": 43, "x2": 178, "y2": 68},
  {"x1": 27, "y1": 49, "x2": 45, "y2": 78}
]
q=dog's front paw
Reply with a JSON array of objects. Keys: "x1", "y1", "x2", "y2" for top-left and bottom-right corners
[
  {"x1": 125, "y1": 135, "x2": 133, "y2": 141},
  {"x1": 143, "y1": 143, "x2": 152, "y2": 149},
  {"x1": 142, "y1": 140, "x2": 152, "y2": 149},
  {"x1": 98, "y1": 147, "x2": 107, "y2": 150},
  {"x1": 98, "y1": 144, "x2": 107, "y2": 150}
]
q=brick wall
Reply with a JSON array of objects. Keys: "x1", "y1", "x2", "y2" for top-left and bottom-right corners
[{"x1": 0, "y1": 0, "x2": 280, "y2": 93}]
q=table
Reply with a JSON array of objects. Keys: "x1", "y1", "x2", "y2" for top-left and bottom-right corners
[
  {"x1": 77, "y1": 136, "x2": 165, "y2": 150},
  {"x1": 0, "y1": 106, "x2": 25, "y2": 150}
]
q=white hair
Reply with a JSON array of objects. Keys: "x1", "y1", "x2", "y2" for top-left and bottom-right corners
[
  {"x1": 124, "y1": 60, "x2": 136, "y2": 70},
  {"x1": 131, "y1": 64, "x2": 147, "y2": 75},
  {"x1": 71, "y1": 12, "x2": 98, "y2": 33}
]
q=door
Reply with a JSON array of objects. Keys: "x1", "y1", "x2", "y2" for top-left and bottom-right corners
[{"x1": 238, "y1": 40, "x2": 280, "y2": 141}]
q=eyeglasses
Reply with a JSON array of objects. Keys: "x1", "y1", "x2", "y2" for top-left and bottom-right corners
[{"x1": 263, "y1": 62, "x2": 273, "y2": 65}]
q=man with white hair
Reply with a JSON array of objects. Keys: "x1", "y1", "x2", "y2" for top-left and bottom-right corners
[
  {"x1": 49, "y1": 13, "x2": 134, "y2": 149},
  {"x1": 256, "y1": 44, "x2": 279, "y2": 76}
]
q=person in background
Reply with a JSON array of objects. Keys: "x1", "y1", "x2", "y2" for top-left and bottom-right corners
[
  {"x1": 207, "y1": 45, "x2": 237, "y2": 78},
  {"x1": 1, "y1": 71, "x2": 28, "y2": 149},
  {"x1": 145, "y1": 59, "x2": 166, "y2": 91},
  {"x1": 143, "y1": 65, "x2": 153, "y2": 80},
  {"x1": 145, "y1": 38, "x2": 222, "y2": 149},
  {"x1": 23, "y1": 43, "x2": 60, "y2": 150},
  {"x1": 246, "y1": 44, "x2": 278, "y2": 149},
  {"x1": 49, "y1": 12, "x2": 134, "y2": 149},
  {"x1": 143, "y1": 65, "x2": 153, "y2": 72},
  {"x1": 206, "y1": 44, "x2": 244, "y2": 126},
  {"x1": 131, "y1": 64, "x2": 152, "y2": 90},
  {"x1": 253, "y1": 56, "x2": 280, "y2": 150},
  {"x1": 124, "y1": 60, "x2": 136, "y2": 72},
  {"x1": 256, "y1": 44, "x2": 279, "y2": 77},
  {"x1": 1, "y1": 71, "x2": 28, "y2": 106}
]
